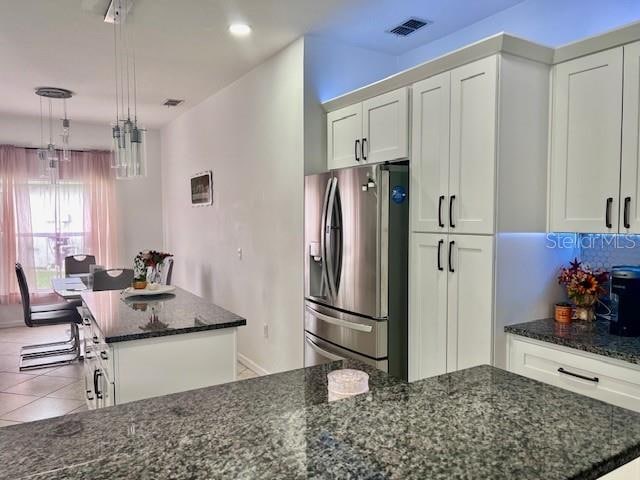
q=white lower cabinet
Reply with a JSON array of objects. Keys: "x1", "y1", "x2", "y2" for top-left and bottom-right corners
[
  {"x1": 81, "y1": 312, "x2": 237, "y2": 408},
  {"x1": 507, "y1": 334, "x2": 640, "y2": 413},
  {"x1": 409, "y1": 233, "x2": 494, "y2": 381},
  {"x1": 599, "y1": 458, "x2": 640, "y2": 480}
]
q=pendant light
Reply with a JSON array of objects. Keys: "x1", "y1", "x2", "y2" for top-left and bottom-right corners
[
  {"x1": 35, "y1": 87, "x2": 73, "y2": 182},
  {"x1": 110, "y1": 0, "x2": 146, "y2": 179}
]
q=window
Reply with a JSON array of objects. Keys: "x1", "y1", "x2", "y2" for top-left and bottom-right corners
[
  {"x1": 28, "y1": 180, "x2": 87, "y2": 290},
  {"x1": 0, "y1": 146, "x2": 117, "y2": 302}
]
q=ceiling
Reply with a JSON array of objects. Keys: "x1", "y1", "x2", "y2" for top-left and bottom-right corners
[{"x1": 0, "y1": 0, "x2": 526, "y2": 128}]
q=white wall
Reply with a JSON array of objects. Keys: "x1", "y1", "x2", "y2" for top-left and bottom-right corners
[
  {"x1": 397, "y1": 0, "x2": 640, "y2": 71},
  {"x1": 303, "y1": 35, "x2": 399, "y2": 174},
  {"x1": 0, "y1": 113, "x2": 163, "y2": 267},
  {"x1": 160, "y1": 39, "x2": 305, "y2": 374}
]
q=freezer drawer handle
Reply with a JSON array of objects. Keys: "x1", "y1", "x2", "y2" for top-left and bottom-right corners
[
  {"x1": 557, "y1": 367, "x2": 599, "y2": 383},
  {"x1": 305, "y1": 306, "x2": 373, "y2": 333},
  {"x1": 306, "y1": 336, "x2": 344, "y2": 362}
]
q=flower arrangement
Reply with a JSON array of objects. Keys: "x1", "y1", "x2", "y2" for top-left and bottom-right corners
[
  {"x1": 558, "y1": 258, "x2": 608, "y2": 321},
  {"x1": 133, "y1": 250, "x2": 172, "y2": 286}
]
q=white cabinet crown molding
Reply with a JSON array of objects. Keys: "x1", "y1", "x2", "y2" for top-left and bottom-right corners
[{"x1": 322, "y1": 33, "x2": 553, "y2": 113}]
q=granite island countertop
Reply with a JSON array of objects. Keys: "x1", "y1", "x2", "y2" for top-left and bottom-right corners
[
  {"x1": 505, "y1": 318, "x2": 640, "y2": 365},
  {"x1": 81, "y1": 287, "x2": 246, "y2": 343},
  {"x1": 1, "y1": 361, "x2": 640, "y2": 479}
]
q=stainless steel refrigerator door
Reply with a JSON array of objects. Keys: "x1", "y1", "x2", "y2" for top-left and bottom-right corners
[
  {"x1": 304, "y1": 172, "x2": 333, "y2": 302},
  {"x1": 304, "y1": 332, "x2": 388, "y2": 371},
  {"x1": 304, "y1": 301, "x2": 387, "y2": 360},
  {"x1": 329, "y1": 165, "x2": 388, "y2": 319}
]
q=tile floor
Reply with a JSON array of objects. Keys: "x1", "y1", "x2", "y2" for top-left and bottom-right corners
[{"x1": 0, "y1": 324, "x2": 258, "y2": 427}]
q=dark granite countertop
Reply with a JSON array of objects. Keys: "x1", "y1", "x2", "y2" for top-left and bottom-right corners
[
  {"x1": 81, "y1": 287, "x2": 246, "y2": 343},
  {"x1": 1, "y1": 361, "x2": 640, "y2": 479},
  {"x1": 505, "y1": 318, "x2": 640, "y2": 365}
]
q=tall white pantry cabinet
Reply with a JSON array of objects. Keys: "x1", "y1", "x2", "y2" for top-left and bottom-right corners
[{"x1": 409, "y1": 53, "x2": 552, "y2": 381}]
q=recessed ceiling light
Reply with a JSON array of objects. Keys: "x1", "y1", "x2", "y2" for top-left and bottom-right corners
[{"x1": 229, "y1": 23, "x2": 252, "y2": 36}]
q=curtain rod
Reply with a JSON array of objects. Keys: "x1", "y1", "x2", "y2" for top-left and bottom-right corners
[{"x1": 22, "y1": 146, "x2": 108, "y2": 153}]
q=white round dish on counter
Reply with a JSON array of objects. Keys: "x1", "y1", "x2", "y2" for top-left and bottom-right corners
[{"x1": 121, "y1": 284, "x2": 176, "y2": 298}]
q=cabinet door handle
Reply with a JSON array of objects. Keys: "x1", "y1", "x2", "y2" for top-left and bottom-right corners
[
  {"x1": 362, "y1": 138, "x2": 367, "y2": 161},
  {"x1": 94, "y1": 369, "x2": 103, "y2": 399},
  {"x1": 624, "y1": 197, "x2": 631, "y2": 229},
  {"x1": 86, "y1": 389, "x2": 94, "y2": 401},
  {"x1": 354, "y1": 139, "x2": 360, "y2": 162},
  {"x1": 557, "y1": 367, "x2": 599, "y2": 383},
  {"x1": 100, "y1": 351, "x2": 109, "y2": 361},
  {"x1": 438, "y1": 195, "x2": 445, "y2": 228},
  {"x1": 606, "y1": 197, "x2": 613, "y2": 228},
  {"x1": 449, "y1": 195, "x2": 456, "y2": 228},
  {"x1": 448, "y1": 241, "x2": 455, "y2": 273},
  {"x1": 437, "y1": 239, "x2": 444, "y2": 271}
]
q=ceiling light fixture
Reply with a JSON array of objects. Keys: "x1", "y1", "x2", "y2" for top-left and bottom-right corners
[
  {"x1": 35, "y1": 87, "x2": 74, "y2": 183},
  {"x1": 108, "y1": 0, "x2": 146, "y2": 179},
  {"x1": 229, "y1": 23, "x2": 252, "y2": 36}
]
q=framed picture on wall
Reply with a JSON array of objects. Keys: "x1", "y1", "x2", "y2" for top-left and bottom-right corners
[{"x1": 190, "y1": 171, "x2": 213, "y2": 206}]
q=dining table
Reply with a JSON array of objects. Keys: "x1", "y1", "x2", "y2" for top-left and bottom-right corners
[{"x1": 51, "y1": 276, "x2": 88, "y2": 300}]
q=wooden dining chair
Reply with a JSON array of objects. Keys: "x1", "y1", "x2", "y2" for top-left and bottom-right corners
[
  {"x1": 92, "y1": 268, "x2": 134, "y2": 291},
  {"x1": 64, "y1": 254, "x2": 96, "y2": 276}
]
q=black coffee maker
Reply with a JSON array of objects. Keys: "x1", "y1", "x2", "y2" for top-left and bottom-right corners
[{"x1": 610, "y1": 266, "x2": 640, "y2": 337}]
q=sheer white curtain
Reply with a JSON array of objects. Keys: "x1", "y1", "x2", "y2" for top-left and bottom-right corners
[{"x1": 0, "y1": 146, "x2": 118, "y2": 303}]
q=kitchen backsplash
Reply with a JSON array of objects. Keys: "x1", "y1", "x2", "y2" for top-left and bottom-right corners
[{"x1": 579, "y1": 234, "x2": 640, "y2": 270}]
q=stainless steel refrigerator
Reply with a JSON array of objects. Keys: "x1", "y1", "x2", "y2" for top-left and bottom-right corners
[{"x1": 304, "y1": 162, "x2": 409, "y2": 380}]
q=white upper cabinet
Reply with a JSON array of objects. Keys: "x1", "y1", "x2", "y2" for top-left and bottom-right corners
[
  {"x1": 621, "y1": 41, "x2": 640, "y2": 234},
  {"x1": 411, "y1": 56, "x2": 498, "y2": 235},
  {"x1": 411, "y1": 72, "x2": 451, "y2": 233},
  {"x1": 327, "y1": 87, "x2": 409, "y2": 170},
  {"x1": 362, "y1": 88, "x2": 409, "y2": 165},
  {"x1": 446, "y1": 234, "x2": 494, "y2": 372},
  {"x1": 549, "y1": 47, "x2": 623, "y2": 233},
  {"x1": 449, "y1": 56, "x2": 498, "y2": 235},
  {"x1": 327, "y1": 103, "x2": 363, "y2": 170}
]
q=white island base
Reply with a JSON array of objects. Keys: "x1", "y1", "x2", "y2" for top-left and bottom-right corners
[{"x1": 85, "y1": 327, "x2": 238, "y2": 409}]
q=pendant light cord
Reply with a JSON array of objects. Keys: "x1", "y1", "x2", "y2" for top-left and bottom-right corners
[
  {"x1": 39, "y1": 96, "x2": 44, "y2": 148},
  {"x1": 113, "y1": 13, "x2": 119, "y2": 123},
  {"x1": 48, "y1": 98, "x2": 53, "y2": 145}
]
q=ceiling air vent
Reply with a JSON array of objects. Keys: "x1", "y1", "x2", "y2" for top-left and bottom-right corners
[
  {"x1": 162, "y1": 99, "x2": 185, "y2": 107},
  {"x1": 387, "y1": 17, "x2": 432, "y2": 37}
]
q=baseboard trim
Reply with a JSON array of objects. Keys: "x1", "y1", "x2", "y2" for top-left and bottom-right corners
[
  {"x1": 0, "y1": 320, "x2": 25, "y2": 328},
  {"x1": 237, "y1": 352, "x2": 270, "y2": 376}
]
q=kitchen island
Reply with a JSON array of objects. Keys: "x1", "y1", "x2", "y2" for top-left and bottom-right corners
[
  {"x1": 1, "y1": 361, "x2": 639, "y2": 479},
  {"x1": 79, "y1": 287, "x2": 246, "y2": 408}
]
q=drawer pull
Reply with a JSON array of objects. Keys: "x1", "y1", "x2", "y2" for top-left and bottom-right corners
[{"x1": 557, "y1": 367, "x2": 599, "y2": 383}]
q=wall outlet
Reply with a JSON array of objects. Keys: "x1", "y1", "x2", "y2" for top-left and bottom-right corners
[
  {"x1": 237, "y1": 248, "x2": 242, "y2": 260},
  {"x1": 263, "y1": 324, "x2": 269, "y2": 338}
]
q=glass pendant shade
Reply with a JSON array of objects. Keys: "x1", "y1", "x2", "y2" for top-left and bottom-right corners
[
  {"x1": 60, "y1": 118, "x2": 71, "y2": 162},
  {"x1": 111, "y1": 124, "x2": 122, "y2": 168}
]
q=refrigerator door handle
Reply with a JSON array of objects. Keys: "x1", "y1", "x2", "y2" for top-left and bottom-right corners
[
  {"x1": 319, "y1": 177, "x2": 332, "y2": 297},
  {"x1": 305, "y1": 305, "x2": 373, "y2": 333},
  {"x1": 306, "y1": 335, "x2": 344, "y2": 362},
  {"x1": 325, "y1": 177, "x2": 340, "y2": 298}
]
